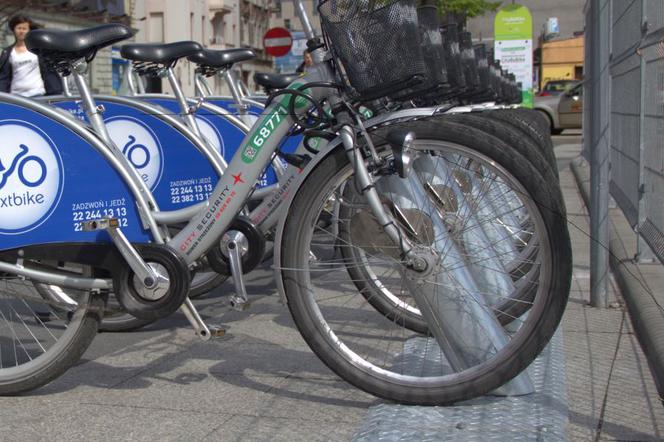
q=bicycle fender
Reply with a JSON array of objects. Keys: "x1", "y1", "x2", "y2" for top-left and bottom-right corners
[
  {"x1": 0, "y1": 93, "x2": 152, "y2": 251},
  {"x1": 50, "y1": 97, "x2": 225, "y2": 212}
]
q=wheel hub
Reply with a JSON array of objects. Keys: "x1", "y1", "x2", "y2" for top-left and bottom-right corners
[
  {"x1": 220, "y1": 230, "x2": 249, "y2": 258},
  {"x1": 405, "y1": 246, "x2": 439, "y2": 279},
  {"x1": 132, "y1": 262, "x2": 170, "y2": 301}
]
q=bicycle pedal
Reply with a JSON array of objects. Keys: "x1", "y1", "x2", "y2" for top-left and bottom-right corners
[
  {"x1": 82, "y1": 217, "x2": 119, "y2": 232},
  {"x1": 229, "y1": 295, "x2": 251, "y2": 312},
  {"x1": 207, "y1": 326, "x2": 227, "y2": 339}
]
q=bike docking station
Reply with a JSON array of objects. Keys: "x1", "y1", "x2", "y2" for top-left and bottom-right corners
[
  {"x1": 371, "y1": 174, "x2": 534, "y2": 395},
  {"x1": 354, "y1": 331, "x2": 568, "y2": 441},
  {"x1": 346, "y1": 131, "x2": 569, "y2": 440}
]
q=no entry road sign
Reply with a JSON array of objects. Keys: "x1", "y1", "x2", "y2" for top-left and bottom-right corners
[{"x1": 264, "y1": 27, "x2": 293, "y2": 57}]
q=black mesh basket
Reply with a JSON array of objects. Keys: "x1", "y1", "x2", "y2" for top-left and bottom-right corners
[
  {"x1": 459, "y1": 31, "x2": 479, "y2": 90},
  {"x1": 391, "y1": 5, "x2": 448, "y2": 101},
  {"x1": 318, "y1": 0, "x2": 427, "y2": 102},
  {"x1": 441, "y1": 23, "x2": 466, "y2": 91},
  {"x1": 474, "y1": 44, "x2": 491, "y2": 93}
]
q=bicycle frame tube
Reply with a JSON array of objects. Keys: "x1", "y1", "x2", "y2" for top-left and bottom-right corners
[
  {"x1": 60, "y1": 75, "x2": 72, "y2": 97},
  {"x1": 169, "y1": 65, "x2": 335, "y2": 264},
  {"x1": 70, "y1": 67, "x2": 164, "y2": 234},
  {"x1": 137, "y1": 92, "x2": 290, "y2": 195},
  {"x1": 293, "y1": 0, "x2": 317, "y2": 40},
  {"x1": 195, "y1": 73, "x2": 214, "y2": 98},
  {"x1": 123, "y1": 64, "x2": 146, "y2": 96}
]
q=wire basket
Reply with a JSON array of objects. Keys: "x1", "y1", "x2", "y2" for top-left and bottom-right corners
[
  {"x1": 318, "y1": 0, "x2": 427, "y2": 102},
  {"x1": 459, "y1": 31, "x2": 479, "y2": 90},
  {"x1": 442, "y1": 23, "x2": 466, "y2": 91},
  {"x1": 392, "y1": 5, "x2": 449, "y2": 101},
  {"x1": 474, "y1": 44, "x2": 492, "y2": 93}
]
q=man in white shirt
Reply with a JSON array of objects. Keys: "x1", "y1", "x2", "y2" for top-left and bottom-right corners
[{"x1": 0, "y1": 15, "x2": 63, "y2": 97}]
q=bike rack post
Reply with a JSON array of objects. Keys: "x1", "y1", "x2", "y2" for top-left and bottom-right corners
[
  {"x1": 375, "y1": 172, "x2": 534, "y2": 396},
  {"x1": 465, "y1": 164, "x2": 523, "y2": 266},
  {"x1": 412, "y1": 157, "x2": 518, "y2": 302},
  {"x1": 586, "y1": 0, "x2": 611, "y2": 307}
]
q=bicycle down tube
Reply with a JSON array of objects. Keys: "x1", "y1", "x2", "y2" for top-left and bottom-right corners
[{"x1": 170, "y1": 66, "x2": 334, "y2": 264}]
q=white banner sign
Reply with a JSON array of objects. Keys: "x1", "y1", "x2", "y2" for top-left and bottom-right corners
[{"x1": 495, "y1": 39, "x2": 533, "y2": 93}]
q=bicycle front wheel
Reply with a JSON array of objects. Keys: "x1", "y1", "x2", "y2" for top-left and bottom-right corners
[
  {"x1": 280, "y1": 119, "x2": 571, "y2": 405},
  {"x1": 0, "y1": 264, "x2": 102, "y2": 395}
]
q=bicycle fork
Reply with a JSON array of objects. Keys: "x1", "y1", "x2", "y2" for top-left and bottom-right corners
[{"x1": 340, "y1": 124, "x2": 534, "y2": 396}]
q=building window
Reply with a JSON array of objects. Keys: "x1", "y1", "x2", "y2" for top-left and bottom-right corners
[
  {"x1": 284, "y1": 18, "x2": 291, "y2": 29},
  {"x1": 212, "y1": 13, "x2": 224, "y2": 45},
  {"x1": 275, "y1": 0, "x2": 282, "y2": 18},
  {"x1": 190, "y1": 13, "x2": 194, "y2": 41},
  {"x1": 149, "y1": 12, "x2": 164, "y2": 42}
]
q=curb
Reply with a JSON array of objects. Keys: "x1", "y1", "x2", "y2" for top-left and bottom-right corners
[{"x1": 570, "y1": 156, "x2": 664, "y2": 403}]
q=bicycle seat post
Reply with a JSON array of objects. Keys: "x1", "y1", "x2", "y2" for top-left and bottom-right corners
[
  {"x1": 221, "y1": 69, "x2": 250, "y2": 119},
  {"x1": 165, "y1": 67, "x2": 205, "y2": 141},
  {"x1": 194, "y1": 73, "x2": 212, "y2": 98},
  {"x1": 70, "y1": 60, "x2": 114, "y2": 148}
]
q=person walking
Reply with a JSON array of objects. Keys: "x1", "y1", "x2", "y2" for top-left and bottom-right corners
[{"x1": 0, "y1": 15, "x2": 63, "y2": 97}]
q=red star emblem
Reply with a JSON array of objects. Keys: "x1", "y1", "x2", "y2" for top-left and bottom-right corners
[{"x1": 232, "y1": 173, "x2": 245, "y2": 185}]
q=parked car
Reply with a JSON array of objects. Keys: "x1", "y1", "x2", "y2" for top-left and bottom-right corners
[
  {"x1": 535, "y1": 82, "x2": 583, "y2": 135},
  {"x1": 538, "y1": 80, "x2": 580, "y2": 96}
]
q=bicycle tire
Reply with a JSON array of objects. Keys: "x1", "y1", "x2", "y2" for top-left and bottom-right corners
[
  {"x1": 281, "y1": 118, "x2": 571, "y2": 405},
  {"x1": 483, "y1": 109, "x2": 558, "y2": 178},
  {"x1": 0, "y1": 275, "x2": 103, "y2": 395}
]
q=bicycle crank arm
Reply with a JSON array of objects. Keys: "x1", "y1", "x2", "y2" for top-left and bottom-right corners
[
  {"x1": 83, "y1": 218, "x2": 160, "y2": 289},
  {"x1": 225, "y1": 231, "x2": 251, "y2": 311},
  {"x1": 180, "y1": 298, "x2": 226, "y2": 341}
]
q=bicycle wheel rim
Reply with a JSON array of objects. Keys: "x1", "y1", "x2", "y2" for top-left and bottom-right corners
[{"x1": 0, "y1": 275, "x2": 94, "y2": 384}]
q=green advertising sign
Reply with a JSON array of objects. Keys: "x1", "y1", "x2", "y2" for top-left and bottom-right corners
[
  {"x1": 494, "y1": 4, "x2": 534, "y2": 107},
  {"x1": 495, "y1": 4, "x2": 533, "y2": 40}
]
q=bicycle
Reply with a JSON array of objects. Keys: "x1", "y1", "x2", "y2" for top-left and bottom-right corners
[
  {"x1": 108, "y1": 1, "x2": 556, "y2": 343},
  {"x1": 0, "y1": 0, "x2": 571, "y2": 405},
  {"x1": 76, "y1": 3, "x2": 559, "y2": 339}
]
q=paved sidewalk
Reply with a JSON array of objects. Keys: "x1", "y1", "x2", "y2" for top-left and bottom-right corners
[
  {"x1": 556, "y1": 133, "x2": 664, "y2": 440},
  {"x1": 1, "y1": 133, "x2": 663, "y2": 441}
]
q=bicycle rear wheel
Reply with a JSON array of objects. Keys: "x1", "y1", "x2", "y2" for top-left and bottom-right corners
[
  {"x1": 0, "y1": 264, "x2": 102, "y2": 395},
  {"x1": 280, "y1": 119, "x2": 571, "y2": 405}
]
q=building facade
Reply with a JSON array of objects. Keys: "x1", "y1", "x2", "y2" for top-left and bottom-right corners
[
  {"x1": 540, "y1": 35, "x2": 584, "y2": 88},
  {"x1": 208, "y1": 0, "x2": 272, "y2": 93},
  {"x1": 270, "y1": 0, "x2": 321, "y2": 35},
  {"x1": 130, "y1": 0, "x2": 272, "y2": 95},
  {"x1": 0, "y1": 0, "x2": 127, "y2": 94},
  {"x1": 131, "y1": 0, "x2": 209, "y2": 95}
]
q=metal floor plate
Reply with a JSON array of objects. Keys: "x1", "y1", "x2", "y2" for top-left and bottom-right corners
[{"x1": 353, "y1": 331, "x2": 568, "y2": 442}]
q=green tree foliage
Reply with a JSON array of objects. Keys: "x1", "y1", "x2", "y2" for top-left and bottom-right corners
[{"x1": 433, "y1": 0, "x2": 502, "y2": 18}]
